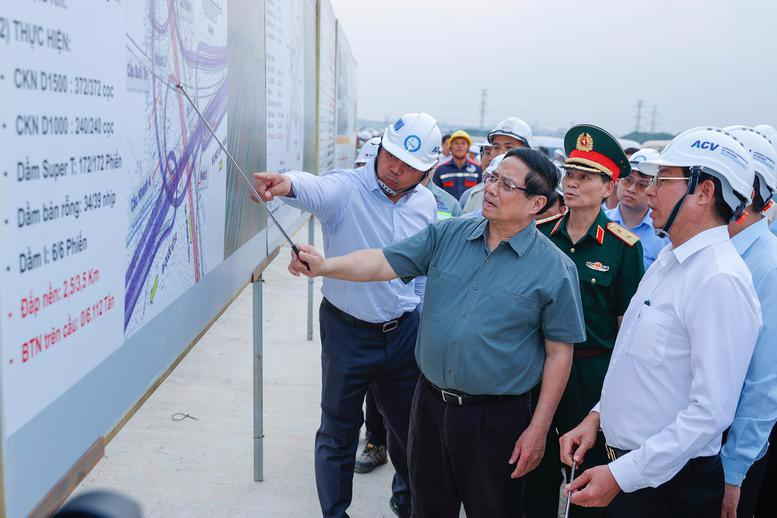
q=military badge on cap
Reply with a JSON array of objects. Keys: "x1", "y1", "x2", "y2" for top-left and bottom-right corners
[{"x1": 576, "y1": 132, "x2": 594, "y2": 152}]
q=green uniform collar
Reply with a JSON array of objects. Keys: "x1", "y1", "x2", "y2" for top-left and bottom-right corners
[{"x1": 552, "y1": 209, "x2": 610, "y2": 245}]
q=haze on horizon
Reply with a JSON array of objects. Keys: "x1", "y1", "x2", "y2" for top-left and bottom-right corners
[{"x1": 330, "y1": 0, "x2": 777, "y2": 137}]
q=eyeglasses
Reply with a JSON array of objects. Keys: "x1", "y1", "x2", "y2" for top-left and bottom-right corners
[
  {"x1": 619, "y1": 175, "x2": 652, "y2": 191},
  {"x1": 483, "y1": 172, "x2": 536, "y2": 195},
  {"x1": 647, "y1": 176, "x2": 691, "y2": 189}
]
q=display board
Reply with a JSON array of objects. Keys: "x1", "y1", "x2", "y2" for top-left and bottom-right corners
[
  {"x1": 0, "y1": 0, "x2": 357, "y2": 516},
  {"x1": 264, "y1": 0, "x2": 306, "y2": 251},
  {"x1": 334, "y1": 22, "x2": 358, "y2": 169},
  {"x1": 317, "y1": 0, "x2": 337, "y2": 173}
]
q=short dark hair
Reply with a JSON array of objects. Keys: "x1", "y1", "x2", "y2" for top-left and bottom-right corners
[
  {"x1": 545, "y1": 189, "x2": 559, "y2": 208},
  {"x1": 441, "y1": 134, "x2": 451, "y2": 144},
  {"x1": 503, "y1": 148, "x2": 560, "y2": 215},
  {"x1": 752, "y1": 176, "x2": 770, "y2": 213}
]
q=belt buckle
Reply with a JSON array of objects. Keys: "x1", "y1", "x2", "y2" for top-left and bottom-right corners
[
  {"x1": 382, "y1": 320, "x2": 398, "y2": 333},
  {"x1": 440, "y1": 389, "x2": 463, "y2": 406},
  {"x1": 606, "y1": 446, "x2": 616, "y2": 462}
]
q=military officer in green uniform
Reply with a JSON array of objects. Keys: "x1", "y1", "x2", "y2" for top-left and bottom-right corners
[{"x1": 525, "y1": 125, "x2": 645, "y2": 518}]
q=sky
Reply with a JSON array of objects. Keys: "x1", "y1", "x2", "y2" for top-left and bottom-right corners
[{"x1": 329, "y1": 0, "x2": 777, "y2": 137}]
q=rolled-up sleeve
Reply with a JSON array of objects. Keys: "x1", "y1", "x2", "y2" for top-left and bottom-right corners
[
  {"x1": 541, "y1": 261, "x2": 586, "y2": 343},
  {"x1": 608, "y1": 273, "x2": 761, "y2": 492},
  {"x1": 721, "y1": 268, "x2": 777, "y2": 486},
  {"x1": 383, "y1": 224, "x2": 438, "y2": 284}
]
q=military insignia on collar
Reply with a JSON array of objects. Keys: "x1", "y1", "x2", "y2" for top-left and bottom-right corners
[
  {"x1": 586, "y1": 261, "x2": 610, "y2": 272},
  {"x1": 576, "y1": 132, "x2": 594, "y2": 152}
]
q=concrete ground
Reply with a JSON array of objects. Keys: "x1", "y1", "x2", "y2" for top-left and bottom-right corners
[
  {"x1": 75, "y1": 221, "x2": 567, "y2": 517},
  {"x1": 75, "y1": 221, "x2": 401, "y2": 517}
]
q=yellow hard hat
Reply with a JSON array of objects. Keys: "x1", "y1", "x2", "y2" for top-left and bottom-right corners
[{"x1": 448, "y1": 130, "x2": 473, "y2": 148}]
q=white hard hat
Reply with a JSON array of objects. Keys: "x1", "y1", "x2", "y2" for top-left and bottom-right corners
[
  {"x1": 724, "y1": 126, "x2": 777, "y2": 203},
  {"x1": 358, "y1": 130, "x2": 373, "y2": 141},
  {"x1": 382, "y1": 113, "x2": 442, "y2": 172},
  {"x1": 640, "y1": 126, "x2": 754, "y2": 213},
  {"x1": 488, "y1": 117, "x2": 532, "y2": 147},
  {"x1": 753, "y1": 125, "x2": 777, "y2": 152},
  {"x1": 371, "y1": 129, "x2": 380, "y2": 137},
  {"x1": 355, "y1": 137, "x2": 381, "y2": 166},
  {"x1": 469, "y1": 144, "x2": 480, "y2": 155},
  {"x1": 628, "y1": 148, "x2": 661, "y2": 174}
]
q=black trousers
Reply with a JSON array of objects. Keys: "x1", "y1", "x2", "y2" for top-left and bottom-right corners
[
  {"x1": 315, "y1": 302, "x2": 420, "y2": 518},
  {"x1": 607, "y1": 454, "x2": 724, "y2": 518},
  {"x1": 408, "y1": 378, "x2": 532, "y2": 518},
  {"x1": 739, "y1": 422, "x2": 777, "y2": 518},
  {"x1": 364, "y1": 387, "x2": 388, "y2": 447}
]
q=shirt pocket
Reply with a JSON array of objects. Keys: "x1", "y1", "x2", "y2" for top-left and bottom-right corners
[
  {"x1": 580, "y1": 267, "x2": 613, "y2": 289},
  {"x1": 424, "y1": 266, "x2": 463, "y2": 320},
  {"x1": 625, "y1": 305, "x2": 673, "y2": 365},
  {"x1": 479, "y1": 286, "x2": 541, "y2": 339}
]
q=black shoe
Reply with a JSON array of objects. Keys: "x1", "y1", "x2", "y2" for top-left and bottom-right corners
[
  {"x1": 354, "y1": 442, "x2": 388, "y2": 474},
  {"x1": 389, "y1": 495, "x2": 411, "y2": 518}
]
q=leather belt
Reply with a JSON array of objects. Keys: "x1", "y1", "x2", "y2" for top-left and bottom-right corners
[
  {"x1": 421, "y1": 376, "x2": 528, "y2": 407},
  {"x1": 574, "y1": 347, "x2": 611, "y2": 359},
  {"x1": 322, "y1": 298, "x2": 410, "y2": 333},
  {"x1": 605, "y1": 445, "x2": 631, "y2": 462}
]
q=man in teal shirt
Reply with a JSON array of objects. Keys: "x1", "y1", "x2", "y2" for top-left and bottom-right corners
[{"x1": 287, "y1": 148, "x2": 586, "y2": 518}]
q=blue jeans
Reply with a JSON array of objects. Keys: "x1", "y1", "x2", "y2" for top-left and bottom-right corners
[{"x1": 315, "y1": 300, "x2": 420, "y2": 518}]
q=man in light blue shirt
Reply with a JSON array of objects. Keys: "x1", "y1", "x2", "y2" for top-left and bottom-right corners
[
  {"x1": 605, "y1": 148, "x2": 669, "y2": 269},
  {"x1": 252, "y1": 113, "x2": 440, "y2": 518},
  {"x1": 604, "y1": 205, "x2": 667, "y2": 270},
  {"x1": 721, "y1": 126, "x2": 777, "y2": 518}
]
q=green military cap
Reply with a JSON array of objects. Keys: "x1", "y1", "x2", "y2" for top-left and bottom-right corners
[{"x1": 562, "y1": 124, "x2": 631, "y2": 180}]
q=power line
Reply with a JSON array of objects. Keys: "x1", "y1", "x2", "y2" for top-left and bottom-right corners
[
  {"x1": 650, "y1": 106, "x2": 658, "y2": 133},
  {"x1": 634, "y1": 99, "x2": 644, "y2": 133}
]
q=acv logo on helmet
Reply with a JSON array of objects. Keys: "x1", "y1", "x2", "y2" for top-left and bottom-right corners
[
  {"x1": 691, "y1": 140, "x2": 720, "y2": 151},
  {"x1": 393, "y1": 118, "x2": 405, "y2": 131},
  {"x1": 404, "y1": 135, "x2": 421, "y2": 152}
]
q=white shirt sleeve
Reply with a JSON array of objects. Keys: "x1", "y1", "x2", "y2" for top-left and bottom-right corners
[{"x1": 608, "y1": 273, "x2": 761, "y2": 492}]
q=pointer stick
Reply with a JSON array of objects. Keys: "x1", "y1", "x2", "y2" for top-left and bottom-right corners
[
  {"x1": 175, "y1": 83, "x2": 309, "y2": 270},
  {"x1": 564, "y1": 461, "x2": 576, "y2": 518}
]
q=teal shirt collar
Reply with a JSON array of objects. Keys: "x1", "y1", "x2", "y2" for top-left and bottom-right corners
[{"x1": 466, "y1": 217, "x2": 537, "y2": 257}]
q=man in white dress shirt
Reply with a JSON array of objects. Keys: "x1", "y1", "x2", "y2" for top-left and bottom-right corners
[{"x1": 559, "y1": 127, "x2": 762, "y2": 516}]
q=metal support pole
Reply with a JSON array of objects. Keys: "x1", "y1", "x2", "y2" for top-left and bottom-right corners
[
  {"x1": 252, "y1": 277, "x2": 264, "y2": 482},
  {"x1": 307, "y1": 216, "x2": 315, "y2": 341}
]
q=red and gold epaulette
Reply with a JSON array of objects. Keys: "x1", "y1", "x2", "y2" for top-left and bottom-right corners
[
  {"x1": 606, "y1": 222, "x2": 639, "y2": 247},
  {"x1": 536, "y1": 212, "x2": 564, "y2": 226}
]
